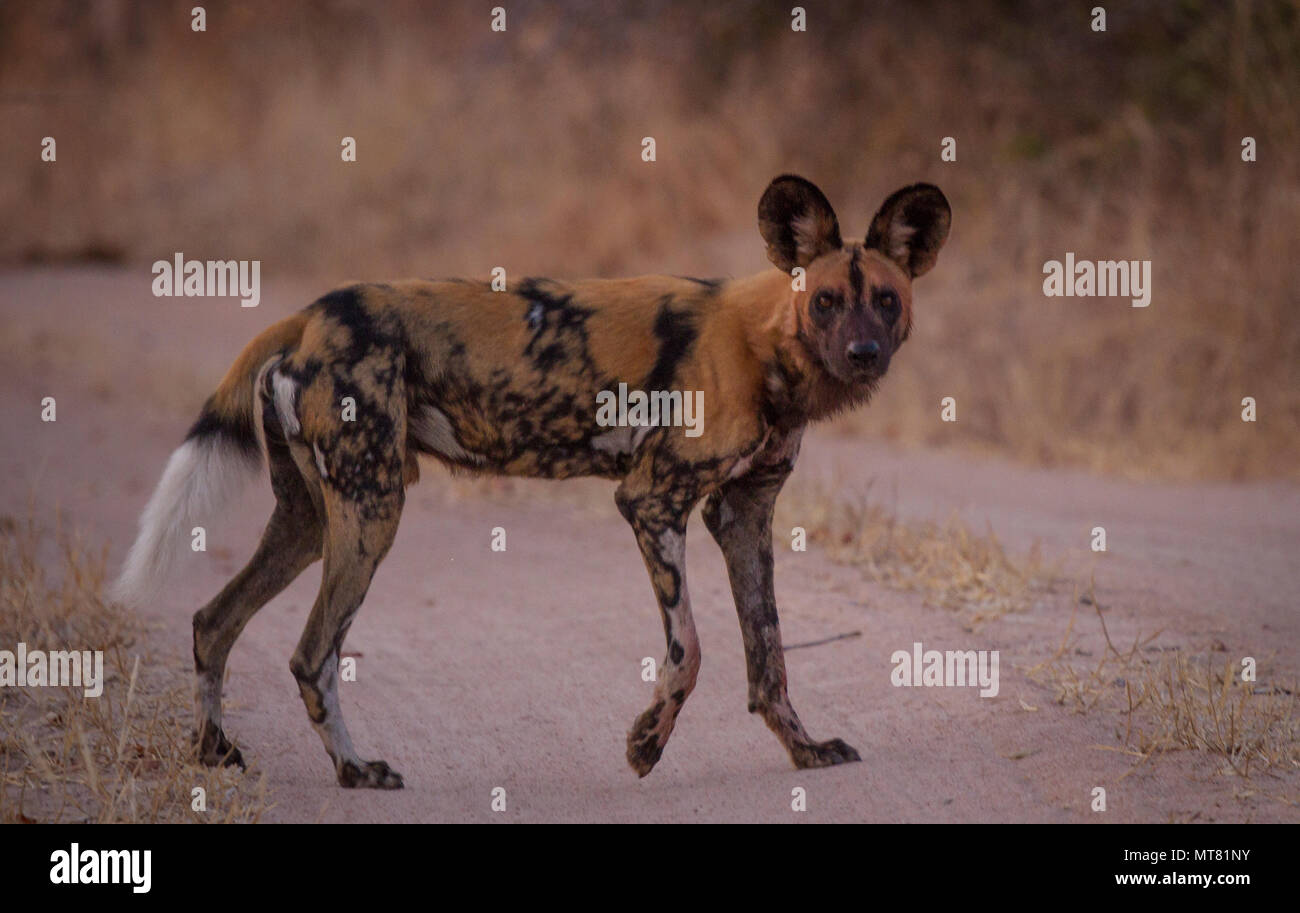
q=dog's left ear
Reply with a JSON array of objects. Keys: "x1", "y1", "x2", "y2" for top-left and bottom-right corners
[
  {"x1": 758, "y1": 174, "x2": 843, "y2": 273},
  {"x1": 865, "y1": 184, "x2": 951, "y2": 278}
]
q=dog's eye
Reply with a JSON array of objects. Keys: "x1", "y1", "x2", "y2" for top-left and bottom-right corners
[
  {"x1": 811, "y1": 290, "x2": 835, "y2": 312},
  {"x1": 876, "y1": 289, "x2": 900, "y2": 321}
]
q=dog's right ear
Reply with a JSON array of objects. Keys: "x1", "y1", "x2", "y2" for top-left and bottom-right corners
[{"x1": 758, "y1": 174, "x2": 843, "y2": 273}]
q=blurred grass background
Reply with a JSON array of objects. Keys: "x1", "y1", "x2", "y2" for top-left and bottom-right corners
[{"x1": 1, "y1": 0, "x2": 1297, "y2": 480}]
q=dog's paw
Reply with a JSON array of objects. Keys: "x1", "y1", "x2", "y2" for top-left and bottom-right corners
[
  {"x1": 626, "y1": 702, "x2": 667, "y2": 777},
  {"x1": 790, "y1": 737, "x2": 861, "y2": 769},
  {"x1": 626, "y1": 731, "x2": 665, "y2": 778},
  {"x1": 337, "y1": 759, "x2": 405, "y2": 789},
  {"x1": 195, "y1": 723, "x2": 247, "y2": 770}
]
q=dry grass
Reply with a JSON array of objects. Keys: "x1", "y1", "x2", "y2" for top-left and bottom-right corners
[
  {"x1": 776, "y1": 481, "x2": 1057, "y2": 624},
  {"x1": 0, "y1": 515, "x2": 272, "y2": 823},
  {"x1": 1, "y1": 1, "x2": 1297, "y2": 482},
  {"x1": 1027, "y1": 584, "x2": 1300, "y2": 800},
  {"x1": 781, "y1": 479, "x2": 1299, "y2": 799}
]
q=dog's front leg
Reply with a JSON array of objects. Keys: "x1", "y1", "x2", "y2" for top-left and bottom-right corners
[
  {"x1": 703, "y1": 466, "x2": 861, "y2": 769},
  {"x1": 614, "y1": 481, "x2": 701, "y2": 777}
]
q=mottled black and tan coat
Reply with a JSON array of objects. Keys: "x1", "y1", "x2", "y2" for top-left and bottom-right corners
[{"x1": 113, "y1": 175, "x2": 950, "y2": 788}]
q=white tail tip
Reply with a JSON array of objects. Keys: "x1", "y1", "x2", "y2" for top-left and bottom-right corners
[{"x1": 110, "y1": 437, "x2": 259, "y2": 608}]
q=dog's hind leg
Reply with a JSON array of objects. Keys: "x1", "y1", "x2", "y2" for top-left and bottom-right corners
[
  {"x1": 703, "y1": 465, "x2": 861, "y2": 770},
  {"x1": 192, "y1": 433, "x2": 324, "y2": 768},
  {"x1": 289, "y1": 481, "x2": 405, "y2": 788}
]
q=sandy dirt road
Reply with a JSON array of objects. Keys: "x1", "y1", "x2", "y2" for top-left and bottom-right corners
[{"x1": 1, "y1": 269, "x2": 1297, "y2": 822}]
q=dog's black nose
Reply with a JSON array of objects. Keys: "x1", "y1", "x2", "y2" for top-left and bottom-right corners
[{"x1": 846, "y1": 340, "x2": 880, "y2": 367}]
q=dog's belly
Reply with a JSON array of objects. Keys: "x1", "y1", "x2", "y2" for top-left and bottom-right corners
[{"x1": 408, "y1": 397, "x2": 646, "y2": 480}]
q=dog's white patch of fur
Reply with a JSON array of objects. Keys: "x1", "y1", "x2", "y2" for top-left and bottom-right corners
[
  {"x1": 590, "y1": 425, "x2": 653, "y2": 456},
  {"x1": 792, "y1": 212, "x2": 829, "y2": 262},
  {"x1": 110, "y1": 437, "x2": 260, "y2": 607},
  {"x1": 306, "y1": 658, "x2": 360, "y2": 767},
  {"x1": 591, "y1": 427, "x2": 633, "y2": 455},
  {"x1": 313, "y1": 443, "x2": 329, "y2": 479},
  {"x1": 652, "y1": 527, "x2": 699, "y2": 681},
  {"x1": 726, "y1": 428, "x2": 774, "y2": 480},
  {"x1": 271, "y1": 369, "x2": 301, "y2": 436},
  {"x1": 886, "y1": 223, "x2": 917, "y2": 264},
  {"x1": 197, "y1": 666, "x2": 223, "y2": 730},
  {"x1": 657, "y1": 526, "x2": 686, "y2": 565},
  {"x1": 410, "y1": 405, "x2": 484, "y2": 464}
]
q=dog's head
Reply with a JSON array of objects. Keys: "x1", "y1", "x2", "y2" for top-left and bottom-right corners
[{"x1": 758, "y1": 174, "x2": 950, "y2": 386}]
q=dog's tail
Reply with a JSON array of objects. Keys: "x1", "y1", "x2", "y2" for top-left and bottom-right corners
[{"x1": 110, "y1": 312, "x2": 310, "y2": 607}]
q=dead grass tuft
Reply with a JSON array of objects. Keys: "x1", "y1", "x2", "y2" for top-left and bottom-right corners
[
  {"x1": 1027, "y1": 584, "x2": 1300, "y2": 798},
  {"x1": 776, "y1": 481, "x2": 1057, "y2": 623},
  {"x1": 0, "y1": 515, "x2": 272, "y2": 823}
]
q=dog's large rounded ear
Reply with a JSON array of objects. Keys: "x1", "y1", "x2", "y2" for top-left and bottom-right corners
[
  {"x1": 864, "y1": 184, "x2": 951, "y2": 278},
  {"x1": 758, "y1": 174, "x2": 843, "y2": 273}
]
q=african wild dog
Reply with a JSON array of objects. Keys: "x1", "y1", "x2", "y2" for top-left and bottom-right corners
[{"x1": 112, "y1": 175, "x2": 950, "y2": 788}]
